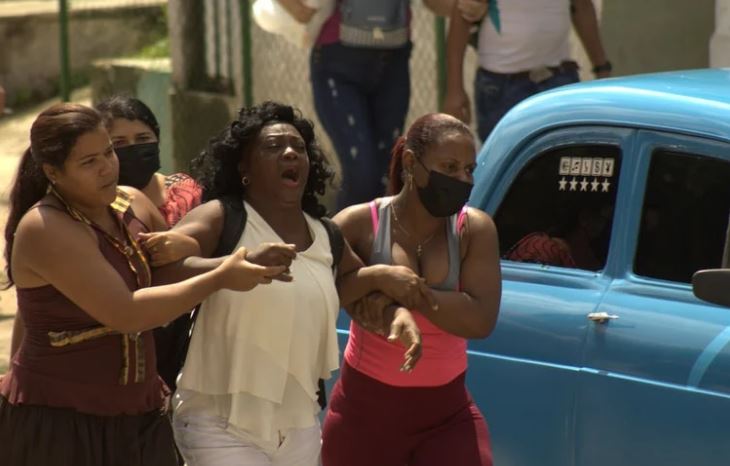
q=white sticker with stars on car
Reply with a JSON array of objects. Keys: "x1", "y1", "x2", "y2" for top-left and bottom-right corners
[{"x1": 558, "y1": 157, "x2": 615, "y2": 192}]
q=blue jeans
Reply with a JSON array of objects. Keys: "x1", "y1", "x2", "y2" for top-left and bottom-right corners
[
  {"x1": 310, "y1": 42, "x2": 412, "y2": 210},
  {"x1": 474, "y1": 64, "x2": 580, "y2": 142}
]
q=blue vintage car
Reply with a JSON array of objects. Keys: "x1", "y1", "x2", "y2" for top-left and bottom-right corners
[
  {"x1": 332, "y1": 69, "x2": 730, "y2": 465},
  {"x1": 466, "y1": 69, "x2": 730, "y2": 466}
]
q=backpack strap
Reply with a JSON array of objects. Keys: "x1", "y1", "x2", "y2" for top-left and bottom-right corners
[
  {"x1": 316, "y1": 216, "x2": 346, "y2": 410},
  {"x1": 212, "y1": 195, "x2": 248, "y2": 257},
  {"x1": 319, "y1": 216, "x2": 344, "y2": 273},
  {"x1": 191, "y1": 196, "x2": 247, "y2": 324}
]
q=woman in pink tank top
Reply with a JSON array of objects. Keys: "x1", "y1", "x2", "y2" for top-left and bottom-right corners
[
  {"x1": 0, "y1": 103, "x2": 286, "y2": 466},
  {"x1": 322, "y1": 113, "x2": 502, "y2": 466}
]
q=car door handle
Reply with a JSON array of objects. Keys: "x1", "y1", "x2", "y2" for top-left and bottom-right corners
[{"x1": 587, "y1": 312, "x2": 619, "y2": 324}]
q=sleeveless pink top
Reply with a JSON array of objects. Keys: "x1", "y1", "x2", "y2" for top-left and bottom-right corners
[{"x1": 344, "y1": 198, "x2": 468, "y2": 386}]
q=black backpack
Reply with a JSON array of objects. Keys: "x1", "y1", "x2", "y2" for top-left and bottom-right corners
[{"x1": 154, "y1": 196, "x2": 344, "y2": 410}]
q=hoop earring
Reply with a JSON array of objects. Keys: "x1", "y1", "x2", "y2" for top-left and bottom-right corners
[{"x1": 241, "y1": 175, "x2": 250, "y2": 186}]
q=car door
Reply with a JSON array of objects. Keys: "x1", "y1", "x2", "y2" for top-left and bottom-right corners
[
  {"x1": 575, "y1": 131, "x2": 730, "y2": 466},
  {"x1": 469, "y1": 127, "x2": 634, "y2": 466}
]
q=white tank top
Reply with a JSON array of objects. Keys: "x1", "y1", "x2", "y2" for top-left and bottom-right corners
[
  {"x1": 478, "y1": 0, "x2": 571, "y2": 73},
  {"x1": 175, "y1": 201, "x2": 340, "y2": 445}
]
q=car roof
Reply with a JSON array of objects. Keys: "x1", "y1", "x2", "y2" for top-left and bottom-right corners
[{"x1": 484, "y1": 68, "x2": 730, "y2": 156}]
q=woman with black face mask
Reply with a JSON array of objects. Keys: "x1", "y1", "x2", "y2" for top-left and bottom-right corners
[
  {"x1": 321, "y1": 113, "x2": 502, "y2": 466},
  {"x1": 96, "y1": 96, "x2": 204, "y2": 412},
  {"x1": 96, "y1": 96, "x2": 204, "y2": 232}
]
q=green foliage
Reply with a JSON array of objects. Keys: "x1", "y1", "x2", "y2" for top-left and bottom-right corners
[{"x1": 134, "y1": 36, "x2": 170, "y2": 59}]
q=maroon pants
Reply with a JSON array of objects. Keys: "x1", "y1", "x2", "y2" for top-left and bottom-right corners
[{"x1": 321, "y1": 362, "x2": 493, "y2": 466}]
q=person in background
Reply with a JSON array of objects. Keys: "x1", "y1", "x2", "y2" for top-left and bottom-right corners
[
  {"x1": 505, "y1": 198, "x2": 613, "y2": 270},
  {"x1": 445, "y1": 0, "x2": 611, "y2": 142},
  {"x1": 278, "y1": 0, "x2": 488, "y2": 210}
]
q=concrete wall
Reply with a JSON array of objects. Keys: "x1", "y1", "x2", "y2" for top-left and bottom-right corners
[
  {"x1": 166, "y1": 0, "x2": 242, "y2": 177},
  {"x1": 168, "y1": 89, "x2": 240, "y2": 173},
  {"x1": 0, "y1": 1, "x2": 166, "y2": 107},
  {"x1": 601, "y1": 0, "x2": 714, "y2": 76},
  {"x1": 568, "y1": 0, "x2": 714, "y2": 79}
]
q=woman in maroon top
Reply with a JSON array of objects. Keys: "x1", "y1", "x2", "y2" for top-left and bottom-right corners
[{"x1": 0, "y1": 103, "x2": 286, "y2": 466}]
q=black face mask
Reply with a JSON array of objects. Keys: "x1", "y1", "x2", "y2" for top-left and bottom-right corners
[
  {"x1": 115, "y1": 143, "x2": 161, "y2": 189},
  {"x1": 415, "y1": 158, "x2": 473, "y2": 217}
]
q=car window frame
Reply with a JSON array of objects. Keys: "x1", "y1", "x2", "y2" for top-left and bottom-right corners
[
  {"x1": 623, "y1": 130, "x2": 730, "y2": 292},
  {"x1": 474, "y1": 125, "x2": 636, "y2": 284}
]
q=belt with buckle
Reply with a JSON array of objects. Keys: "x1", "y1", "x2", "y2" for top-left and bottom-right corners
[{"x1": 482, "y1": 61, "x2": 578, "y2": 83}]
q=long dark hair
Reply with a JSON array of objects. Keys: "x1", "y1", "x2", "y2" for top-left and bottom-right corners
[
  {"x1": 3, "y1": 103, "x2": 102, "y2": 287},
  {"x1": 96, "y1": 95, "x2": 160, "y2": 138},
  {"x1": 387, "y1": 113, "x2": 472, "y2": 195},
  {"x1": 191, "y1": 101, "x2": 334, "y2": 218}
]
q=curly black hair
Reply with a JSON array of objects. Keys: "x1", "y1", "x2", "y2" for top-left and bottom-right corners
[{"x1": 191, "y1": 101, "x2": 334, "y2": 218}]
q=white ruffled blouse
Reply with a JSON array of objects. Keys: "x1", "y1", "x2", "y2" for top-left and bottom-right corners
[{"x1": 174, "y1": 201, "x2": 340, "y2": 445}]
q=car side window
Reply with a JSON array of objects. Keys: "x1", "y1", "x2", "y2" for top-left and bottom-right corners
[
  {"x1": 634, "y1": 149, "x2": 730, "y2": 283},
  {"x1": 495, "y1": 145, "x2": 622, "y2": 271}
]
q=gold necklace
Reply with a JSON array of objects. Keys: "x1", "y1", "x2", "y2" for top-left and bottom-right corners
[
  {"x1": 49, "y1": 187, "x2": 151, "y2": 288},
  {"x1": 391, "y1": 200, "x2": 438, "y2": 258}
]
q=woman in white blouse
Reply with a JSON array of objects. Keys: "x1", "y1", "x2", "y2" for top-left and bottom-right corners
[{"x1": 161, "y1": 102, "x2": 431, "y2": 466}]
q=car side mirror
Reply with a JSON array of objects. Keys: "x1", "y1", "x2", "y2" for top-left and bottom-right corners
[{"x1": 692, "y1": 269, "x2": 730, "y2": 307}]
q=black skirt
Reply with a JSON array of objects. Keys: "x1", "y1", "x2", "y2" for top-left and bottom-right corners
[{"x1": 0, "y1": 396, "x2": 178, "y2": 466}]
